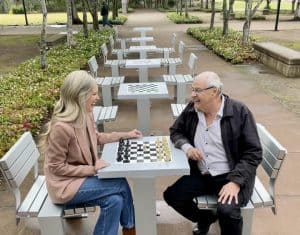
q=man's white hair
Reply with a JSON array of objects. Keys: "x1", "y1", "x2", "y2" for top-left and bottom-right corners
[{"x1": 195, "y1": 71, "x2": 223, "y2": 95}]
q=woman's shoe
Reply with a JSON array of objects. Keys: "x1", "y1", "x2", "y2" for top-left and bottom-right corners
[{"x1": 122, "y1": 227, "x2": 136, "y2": 235}]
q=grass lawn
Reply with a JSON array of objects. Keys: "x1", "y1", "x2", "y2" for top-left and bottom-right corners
[
  {"x1": 0, "y1": 12, "x2": 116, "y2": 25},
  {"x1": 0, "y1": 35, "x2": 40, "y2": 74}
]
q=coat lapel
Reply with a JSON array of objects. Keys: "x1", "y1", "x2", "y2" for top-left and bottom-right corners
[{"x1": 74, "y1": 124, "x2": 93, "y2": 165}]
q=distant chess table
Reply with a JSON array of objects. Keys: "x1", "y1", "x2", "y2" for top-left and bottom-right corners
[
  {"x1": 118, "y1": 82, "x2": 169, "y2": 135},
  {"x1": 125, "y1": 58, "x2": 161, "y2": 82},
  {"x1": 133, "y1": 27, "x2": 153, "y2": 37},
  {"x1": 97, "y1": 136, "x2": 189, "y2": 235}
]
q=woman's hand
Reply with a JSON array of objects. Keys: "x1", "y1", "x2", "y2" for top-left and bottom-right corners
[
  {"x1": 95, "y1": 158, "x2": 110, "y2": 171},
  {"x1": 127, "y1": 129, "x2": 143, "y2": 139}
]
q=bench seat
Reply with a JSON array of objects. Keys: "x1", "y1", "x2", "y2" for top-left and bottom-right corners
[
  {"x1": 195, "y1": 176, "x2": 273, "y2": 209},
  {"x1": 253, "y1": 42, "x2": 300, "y2": 77},
  {"x1": 0, "y1": 132, "x2": 97, "y2": 235},
  {"x1": 192, "y1": 123, "x2": 287, "y2": 235}
]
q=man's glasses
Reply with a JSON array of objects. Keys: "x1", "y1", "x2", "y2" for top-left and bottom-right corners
[{"x1": 191, "y1": 86, "x2": 215, "y2": 94}]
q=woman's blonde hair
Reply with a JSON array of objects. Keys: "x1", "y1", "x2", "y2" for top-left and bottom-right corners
[{"x1": 39, "y1": 70, "x2": 97, "y2": 152}]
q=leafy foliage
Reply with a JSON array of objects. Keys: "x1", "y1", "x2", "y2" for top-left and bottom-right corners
[
  {"x1": 233, "y1": 12, "x2": 266, "y2": 20},
  {"x1": 99, "y1": 15, "x2": 127, "y2": 25},
  {"x1": 187, "y1": 27, "x2": 257, "y2": 64},
  {"x1": 167, "y1": 12, "x2": 203, "y2": 24},
  {"x1": 0, "y1": 29, "x2": 114, "y2": 157}
]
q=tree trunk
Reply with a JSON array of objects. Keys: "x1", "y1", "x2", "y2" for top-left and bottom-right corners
[
  {"x1": 229, "y1": 0, "x2": 235, "y2": 15},
  {"x1": 185, "y1": 0, "x2": 188, "y2": 17},
  {"x1": 92, "y1": 0, "x2": 99, "y2": 30},
  {"x1": 180, "y1": 0, "x2": 183, "y2": 15},
  {"x1": 266, "y1": 0, "x2": 272, "y2": 9},
  {"x1": 71, "y1": 0, "x2": 82, "y2": 24},
  {"x1": 222, "y1": 0, "x2": 229, "y2": 36},
  {"x1": 210, "y1": 0, "x2": 216, "y2": 29},
  {"x1": 292, "y1": 0, "x2": 296, "y2": 13},
  {"x1": 295, "y1": 0, "x2": 300, "y2": 19},
  {"x1": 22, "y1": 0, "x2": 28, "y2": 25},
  {"x1": 200, "y1": 0, "x2": 203, "y2": 9},
  {"x1": 82, "y1": 0, "x2": 88, "y2": 38},
  {"x1": 40, "y1": 0, "x2": 47, "y2": 69},
  {"x1": 242, "y1": 0, "x2": 252, "y2": 45},
  {"x1": 242, "y1": 0, "x2": 263, "y2": 45},
  {"x1": 205, "y1": 0, "x2": 209, "y2": 9},
  {"x1": 66, "y1": 0, "x2": 75, "y2": 46}
]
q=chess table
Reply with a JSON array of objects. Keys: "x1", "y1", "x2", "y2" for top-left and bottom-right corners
[
  {"x1": 118, "y1": 82, "x2": 169, "y2": 135},
  {"x1": 97, "y1": 136, "x2": 190, "y2": 235},
  {"x1": 133, "y1": 27, "x2": 153, "y2": 37},
  {"x1": 125, "y1": 58, "x2": 161, "y2": 82}
]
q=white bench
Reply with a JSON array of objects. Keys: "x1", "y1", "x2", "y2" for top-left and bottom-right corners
[
  {"x1": 164, "y1": 52, "x2": 198, "y2": 103},
  {"x1": 88, "y1": 55, "x2": 124, "y2": 106},
  {"x1": 93, "y1": 105, "x2": 118, "y2": 132},
  {"x1": 164, "y1": 75, "x2": 193, "y2": 103},
  {"x1": 170, "y1": 103, "x2": 187, "y2": 118},
  {"x1": 100, "y1": 43, "x2": 126, "y2": 77},
  {"x1": 0, "y1": 132, "x2": 96, "y2": 235},
  {"x1": 193, "y1": 123, "x2": 287, "y2": 235}
]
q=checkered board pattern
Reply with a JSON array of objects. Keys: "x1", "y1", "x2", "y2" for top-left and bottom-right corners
[
  {"x1": 116, "y1": 139, "x2": 172, "y2": 164},
  {"x1": 127, "y1": 83, "x2": 159, "y2": 94}
]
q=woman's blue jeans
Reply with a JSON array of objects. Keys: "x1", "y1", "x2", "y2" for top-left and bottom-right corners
[{"x1": 65, "y1": 176, "x2": 135, "y2": 235}]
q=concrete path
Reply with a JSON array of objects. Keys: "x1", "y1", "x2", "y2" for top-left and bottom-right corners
[{"x1": 1, "y1": 9, "x2": 300, "y2": 235}]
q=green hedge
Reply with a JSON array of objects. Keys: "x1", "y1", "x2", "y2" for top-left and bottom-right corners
[
  {"x1": 167, "y1": 12, "x2": 203, "y2": 24},
  {"x1": 99, "y1": 15, "x2": 128, "y2": 25},
  {"x1": 0, "y1": 29, "x2": 114, "y2": 157},
  {"x1": 187, "y1": 27, "x2": 257, "y2": 64}
]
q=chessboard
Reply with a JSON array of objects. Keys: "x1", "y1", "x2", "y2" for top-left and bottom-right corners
[
  {"x1": 127, "y1": 83, "x2": 159, "y2": 94},
  {"x1": 116, "y1": 137, "x2": 172, "y2": 163}
]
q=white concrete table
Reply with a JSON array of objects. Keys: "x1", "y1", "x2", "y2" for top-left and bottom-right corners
[
  {"x1": 133, "y1": 27, "x2": 153, "y2": 37},
  {"x1": 128, "y1": 45, "x2": 157, "y2": 59},
  {"x1": 118, "y1": 82, "x2": 169, "y2": 135},
  {"x1": 97, "y1": 136, "x2": 190, "y2": 235},
  {"x1": 131, "y1": 36, "x2": 154, "y2": 46},
  {"x1": 125, "y1": 58, "x2": 161, "y2": 82}
]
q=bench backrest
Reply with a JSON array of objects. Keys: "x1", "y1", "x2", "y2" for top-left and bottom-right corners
[
  {"x1": 109, "y1": 35, "x2": 115, "y2": 51},
  {"x1": 171, "y1": 33, "x2": 176, "y2": 50},
  {"x1": 178, "y1": 41, "x2": 185, "y2": 62},
  {"x1": 100, "y1": 43, "x2": 109, "y2": 62},
  {"x1": 0, "y1": 132, "x2": 39, "y2": 209},
  {"x1": 88, "y1": 55, "x2": 99, "y2": 78},
  {"x1": 188, "y1": 52, "x2": 198, "y2": 77},
  {"x1": 256, "y1": 123, "x2": 287, "y2": 213}
]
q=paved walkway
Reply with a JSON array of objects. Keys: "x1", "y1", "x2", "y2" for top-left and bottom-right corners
[{"x1": 1, "y1": 9, "x2": 300, "y2": 235}]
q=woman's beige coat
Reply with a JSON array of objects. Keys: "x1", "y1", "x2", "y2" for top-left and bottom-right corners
[{"x1": 44, "y1": 115, "x2": 98, "y2": 204}]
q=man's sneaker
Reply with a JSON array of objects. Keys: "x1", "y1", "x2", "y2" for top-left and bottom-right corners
[{"x1": 192, "y1": 223, "x2": 210, "y2": 235}]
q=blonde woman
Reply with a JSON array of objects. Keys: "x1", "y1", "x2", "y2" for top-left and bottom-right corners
[{"x1": 39, "y1": 70, "x2": 141, "y2": 235}]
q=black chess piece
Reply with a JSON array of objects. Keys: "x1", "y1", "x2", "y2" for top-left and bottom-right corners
[{"x1": 117, "y1": 151, "x2": 123, "y2": 162}]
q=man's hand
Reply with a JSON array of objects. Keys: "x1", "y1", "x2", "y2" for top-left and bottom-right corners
[
  {"x1": 95, "y1": 159, "x2": 110, "y2": 171},
  {"x1": 186, "y1": 147, "x2": 204, "y2": 161},
  {"x1": 218, "y1": 182, "x2": 240, "y2": 204}
]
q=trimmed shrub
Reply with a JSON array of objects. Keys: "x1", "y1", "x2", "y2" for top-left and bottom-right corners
[
  {"x1": 0, "y1": 29, "x2": 114, "y2": 157},
  {"x1": 167, "y1": 12, "x2": 203, "y2": 24},
  {"x1": 187, "y1": 27, "x2": 257, "y2": 64}
]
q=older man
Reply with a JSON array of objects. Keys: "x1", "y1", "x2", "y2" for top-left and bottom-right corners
[{"x1": 164, "y1": 71, "x2": 262, "y2": 235}]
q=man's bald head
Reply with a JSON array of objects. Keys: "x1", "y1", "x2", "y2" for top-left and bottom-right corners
[{"x1": 194, "y1": 71, "x2": 223, "y2": 95}]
